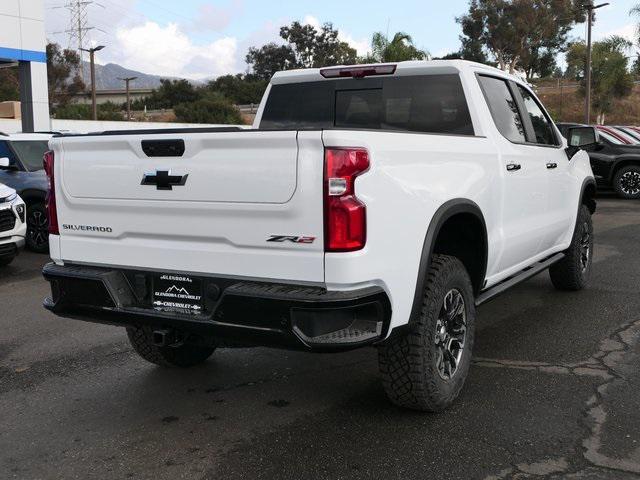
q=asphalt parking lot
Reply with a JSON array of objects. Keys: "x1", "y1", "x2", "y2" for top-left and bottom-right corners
[{"x1": 1, "y1": 196, "x2": 639, "y2": 480}]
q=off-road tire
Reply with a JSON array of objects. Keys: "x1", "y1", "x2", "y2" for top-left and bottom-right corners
[
  {"x1": 378, "y1": 254, "x2": 476, "y2": 412},
  {"x1": 25, "y1": 202, "x2": 49, "y2": 253},
  {"x1": 549, "y1": 205, "x2": 593, "y2": 291},
  {"x1": 613, "y1": 165, "x2": 640, "y2": 200},
  {"x1": 126, "y1": 326, "x2": 216, "y2": 367}
]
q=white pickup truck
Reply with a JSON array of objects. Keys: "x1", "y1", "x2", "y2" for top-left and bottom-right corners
[{"x1": 43, "y1": 60, "x2": 598, "y2": 411}]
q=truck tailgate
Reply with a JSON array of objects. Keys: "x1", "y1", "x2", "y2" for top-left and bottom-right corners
[{"x1": 51, "y1": 130, "x2": 326, "y2": 283}]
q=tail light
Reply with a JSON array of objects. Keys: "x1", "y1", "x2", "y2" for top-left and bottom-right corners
[
  {"x1": 43, "y1": 150, "x2": 59, "y2": 235},
  {"x1": 324, "y1": 147, "x2": 369, "y2": 252}
]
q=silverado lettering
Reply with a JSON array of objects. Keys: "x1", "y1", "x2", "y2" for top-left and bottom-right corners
[{"x1": 62, "y1": 224, "x2": 113, "y2": 233}]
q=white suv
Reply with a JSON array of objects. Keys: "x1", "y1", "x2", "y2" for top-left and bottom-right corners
[{"x1": 0, "y1": 181, "x2": 26, "y2": 266}]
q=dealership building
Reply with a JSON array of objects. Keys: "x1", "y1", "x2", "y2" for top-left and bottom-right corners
[{"x1": 0, "y1": 0, "x2": 49, "y2": 132}]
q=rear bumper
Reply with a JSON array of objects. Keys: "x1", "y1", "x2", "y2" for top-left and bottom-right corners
[{"x1": 42, "y1": 263, "x2": 391, "y2": 352}]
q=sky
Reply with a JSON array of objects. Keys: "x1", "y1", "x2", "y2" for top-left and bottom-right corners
[{"x1": 43, "y1": 0, "x2": 640, "y2": 80}]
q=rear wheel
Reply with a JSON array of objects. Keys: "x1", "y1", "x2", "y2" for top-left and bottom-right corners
[
  {"x1": 378, "y1": 254, "x2": 475, "y2": 411},
  {"x1": 549, "y1": 205, "x2": 593, "y2": 291},
  {"x1": 613, "y1": 165, "x2": 640, "y2": 200},
  {"x1": 126, "y1": 326, "x2": 216, "y2": 367},
  {"x1": 25, "y1": 202, "x2": 49, "y2": 253}
]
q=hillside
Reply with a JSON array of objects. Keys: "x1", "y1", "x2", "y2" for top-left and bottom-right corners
[
  {"x1": 81, "y1": 62, "x2": 197, "y2": 90},
  {"x1": 533, "y1": 80, "x2": 640, "y2": 125}
]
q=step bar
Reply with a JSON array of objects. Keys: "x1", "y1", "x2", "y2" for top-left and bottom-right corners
[{"x1": 475, "y1": 253, "x2": 566, "y2": 306}]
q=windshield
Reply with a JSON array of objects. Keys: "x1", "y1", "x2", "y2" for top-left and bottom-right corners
[{"x1": 11, "y1": 141, "x2": 49, "y2": 171}]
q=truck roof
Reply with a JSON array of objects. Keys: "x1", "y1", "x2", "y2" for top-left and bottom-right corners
[{"x1": 270, "y1": 59, "x2": 522, "y2": 85}]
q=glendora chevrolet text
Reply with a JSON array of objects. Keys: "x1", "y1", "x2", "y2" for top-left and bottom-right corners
[{"x1": 42, "y1": 60, "x2": 597, "y2": 411}]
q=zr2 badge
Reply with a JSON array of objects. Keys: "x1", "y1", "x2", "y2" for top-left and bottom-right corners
[{"x1": 267, "y1": 235, "x2": 316, "y2": 244}]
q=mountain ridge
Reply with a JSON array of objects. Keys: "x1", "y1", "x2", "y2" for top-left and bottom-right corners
[{"x1": 81, "y1": 62, "x2": 202, "y2": 90}]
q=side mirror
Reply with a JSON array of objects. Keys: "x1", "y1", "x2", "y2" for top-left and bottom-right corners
[
  {"x1": 567, "y1": 126, "x2": 599, "y2": 147},
  {"x1": 0, "y1": 157, "x2": 10, "y2": 168},
  {"x1": 565, "y1": 126, "x2": 598, "y2": 160}
]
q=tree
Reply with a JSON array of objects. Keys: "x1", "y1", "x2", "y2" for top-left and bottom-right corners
[
  {"x1": 633, "y1": 57, "x2": 640, "y2": 77},
  {"x1": 206, "y1": 74, "x2": 267, "y2": 105},
  {"x1": 361, "y1": 32, "x2": 428, "y2": 63},
  {"x1": 458, "y1": 6, "x2": 490, "y2": 64},
  {"x1": 566, "y1": 36, "x2": 634, "y2": 123},
  {"x1": 632, "y1": 4, "x2": 640, "y2": 76},
  {"x1": 150, "y1": 79, "x2": 199, "y2": 109},
  {"x1": 174, "y1": 93, "x2": 242, "y2": 124},
  {"x1": 633, "y1": 3, "x2": 640, "y2": 45},
  {"x1": 46, "y1": 42, "x2": 85, "y2": 109},
  {"x1": 280, "y1": 21, "x2": 357, "y2": 68},
  {"x1": 0, "y1": 67, "x2": 19, "y2": 102},
  {"x1": 246, "y1": 21, "x2": 357, "y2": 79},
  {"x1": 457, "y1": 0, "x2": 585, "y2": 78},
  {"x1": 245, "y1": 43, "x2": 298, "y2": 81}
]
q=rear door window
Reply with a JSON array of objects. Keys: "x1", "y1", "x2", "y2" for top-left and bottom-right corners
[
  {"x1": 261, "y1": 74, "x2": 474, "y2": 136},
  {"x1": 477, "y1": 75, "x2": 526, "y2": 143},
  {"x1": 517, "y1": 86, "x2": 558, "y2": 146}
]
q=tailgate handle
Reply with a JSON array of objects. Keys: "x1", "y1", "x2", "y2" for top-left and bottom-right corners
[{"x1": 141, "y1": 139, "x2": 185, "y2": 157}]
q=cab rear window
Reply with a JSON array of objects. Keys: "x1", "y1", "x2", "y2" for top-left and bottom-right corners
[{"x1": 260, "y1": 74, "x2": 474, "y2": 136}]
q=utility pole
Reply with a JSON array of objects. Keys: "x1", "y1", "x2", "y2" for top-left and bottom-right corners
[
  {"x1": 582, "y1": 2, "x2": 609, "y2": 125},
  {"x1": 80, "y1": 45, "x2": 105, "y2": 120},
  {"x1": 118, "y1": 77, "x2": 138, "y2": 120}
]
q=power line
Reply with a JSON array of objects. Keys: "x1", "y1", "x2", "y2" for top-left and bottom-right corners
[{"x1": 53, "y1": 0, "x2": 104, "y2": 80}]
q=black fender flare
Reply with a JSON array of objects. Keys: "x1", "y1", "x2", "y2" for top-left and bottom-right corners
[
  {"x1": 579, "y1": 176, "x2": 597, "y2": 215},
  {"x1": 406, "y1": 199, "x2": 488, "y2": 328},
  {"x1": 608, "y1": 156, "x2": 640, "y2": 184}
]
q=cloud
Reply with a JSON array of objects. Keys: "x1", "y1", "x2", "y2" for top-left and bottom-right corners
[
  {"x1": 597, "y1": 23, "x2": 638, "y2": 46},
  {"x1": 192, "y1": 0, "x2": 244, "y2": 32},
  {"x1": 43, "y1": 3, "x2": 372, "y2": 80},
  {"x1": 111, "y1": 22, "x2": 238, "y2": 79}
]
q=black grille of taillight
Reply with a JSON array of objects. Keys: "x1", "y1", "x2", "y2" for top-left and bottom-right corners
[{"x1": 0, "y1": 209, "x2": 16, "y2": 232}]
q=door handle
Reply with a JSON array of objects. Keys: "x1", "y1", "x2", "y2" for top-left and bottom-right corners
[
  {"x1": 546, "y1": 162, "x2": 558, "y2": 169},
  {"x1": 506, "y1": 163, "x2": 521, "y2": 172}
]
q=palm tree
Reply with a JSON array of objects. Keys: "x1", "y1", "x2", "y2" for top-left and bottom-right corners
[{"x1": 363, "y1": 32, "x2": 428, "y2": 63}]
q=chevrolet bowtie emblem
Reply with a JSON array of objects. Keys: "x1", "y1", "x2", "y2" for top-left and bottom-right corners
[{"x1": 141, "y1": 170, "x2": 188, "y2": 190}]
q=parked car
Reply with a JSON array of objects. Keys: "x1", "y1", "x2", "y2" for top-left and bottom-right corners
[
  {"x1": 0, "y1": 181, "x2": 27, "y2": 266},
  {"x1": 0, "y1": 133, "x2": 52, "y2": 252},
  {"x1": 557, "y1": 123, "x2": 640, "y2": 199},
  {"x1": 43, "y1": 61, "x2": 597, "y2": 411},
  {"x1": 596, "y1": 125, "x2": 636, "y2": 145},
  {"x1": 611, "y1": 126, "x2": 640, "y2": 144}
]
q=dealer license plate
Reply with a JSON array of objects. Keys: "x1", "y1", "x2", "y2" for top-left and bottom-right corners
[{"x1": 152, "y1": 273, "x2": 204, "y2": 314}]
